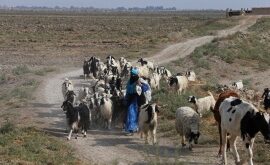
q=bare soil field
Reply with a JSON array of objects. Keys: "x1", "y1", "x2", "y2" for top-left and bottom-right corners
[{"x1": 1, "y1": 11, "x2": 269, "y2": 164}]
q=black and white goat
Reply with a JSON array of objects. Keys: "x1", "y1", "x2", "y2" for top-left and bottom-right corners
[
  {"x1": 88, "y1": 56, "x2": 100, "y2": 78},
  {"x1": 65, "y1": 90, "x2": 76, "y2": 105},
  {"x1": 83, "y1": 59, "x2": 91, "y2": 80},
  {"x1": 139, "y1": 103, "x2": 159, "y2": 145},
  {"x1": 168, "y1": 75, "x2": 188, "y2": 95},
  {"x1": 219, "y1": 97, "x2": 270, "y2": 165},
  {"x1": 188, "y1": 91, "x2": 216, "y2": 117},
  {"x1": 61, "y1": 100, "x2": 90, "y2": 140},
  {"x1": 137, "y1": 58, "x2": 155, "y2": 70}
]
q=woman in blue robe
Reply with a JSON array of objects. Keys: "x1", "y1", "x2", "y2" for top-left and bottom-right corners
[{"x1": 125, "y1": 68, "x2": 140, "y2": 135}]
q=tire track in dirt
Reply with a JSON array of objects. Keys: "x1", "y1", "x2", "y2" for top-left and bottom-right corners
[{"x1": 31, "y1": 16, "x2": 259, "y2": 165}]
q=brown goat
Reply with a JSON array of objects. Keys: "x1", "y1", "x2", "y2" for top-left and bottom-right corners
[{"x1": 212, "y1": 90, "x2": 239, "y2": 156}]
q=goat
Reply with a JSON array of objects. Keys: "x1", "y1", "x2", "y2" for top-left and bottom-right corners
[
  {"x1": 61, "y1": 101, "x2": 90, "y2": 140},
  {"x1": 62, "y1": 78, "x2": 74, "y2": 100},
  {"x1": 188, "y1": 91, "x2": 216, "y2": 117},
  {"x1": 139, "y1": 103, "x2": 159, "y2": 144},
  {"x1": 168, "y1": 75, "x2": 188, "y2": 95}
]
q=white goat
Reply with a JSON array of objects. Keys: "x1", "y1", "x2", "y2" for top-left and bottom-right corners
[
  {"x1": 77, "y1": 87, "x2": 90, "y2": 102},
  {"x1": 137, "y1": 65, "x2": 150, "y2": 78},
  {"x1": 188, "y1": 91, "x2": 216, "y2": 117},
  {"x1": 149, "y1": 72, "x2": 161, "y2": 90},
  {"x1": 119, "y1": 57, "x2": 128, "y2": 69},
  {"x1": 185, "y1": 71, "x2": 196, "y2": 82},
  {"x1": 175, "y1": 106, "x2": 200, "y2": 150},
  {"x1": 232, "y1": 80, "x2": 244, "y2": 90},
  {"x1": 139, "y1": 103, "x2": 159, "y2": 145},
  {"x1": 62, "y1": 78, "x2": 74, "y2": 100},
  {"x1": 98, "y1": 94, "x2": 113, "y2": 130}
]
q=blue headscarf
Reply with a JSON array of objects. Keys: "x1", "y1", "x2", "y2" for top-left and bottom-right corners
[{"x1": 130, "y1": 68, "x2": 139, "y2": 76}]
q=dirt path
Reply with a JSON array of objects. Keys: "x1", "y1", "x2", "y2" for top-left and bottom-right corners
[
  {"x1": 147, "y1": 16, "x2": 259, "y2": 65},
  {"x1": 31, "y1": 16, "x2": 259, "y2": 165}
]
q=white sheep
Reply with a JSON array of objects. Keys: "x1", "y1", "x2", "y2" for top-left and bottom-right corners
[
  {"x1": 188, "y1": 91, "x2": 216, "y2": 117},
  {"x1": 175, "y1": 106, "x2": 200, "y2": 150},
  {"x1": 169, "y1": 75, "x2": 188, "y2": 95},
  {"x1": 139, "y1": 103, "x2": 159, "y2": 145},
  {"x1": 62, "y1": 78, "x2": 74, "y2": 100}
]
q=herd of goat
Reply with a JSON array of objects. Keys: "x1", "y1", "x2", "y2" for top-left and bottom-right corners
[{"x1": 61, "y1": 56, "x2": 270, "y2": 165}]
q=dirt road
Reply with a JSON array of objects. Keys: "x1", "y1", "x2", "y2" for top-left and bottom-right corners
[{"x1": 31, "y1": 16, "x2": 259, "y2": 164}]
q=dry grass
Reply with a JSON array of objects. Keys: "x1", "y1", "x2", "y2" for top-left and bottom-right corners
[{"x1": 0, "y1": 11, "x2": 239, "y2": 66}]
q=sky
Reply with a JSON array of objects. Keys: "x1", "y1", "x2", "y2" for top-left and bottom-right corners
[{"x1": 1, "y1": 0, "x2": 270, "y2": 10}]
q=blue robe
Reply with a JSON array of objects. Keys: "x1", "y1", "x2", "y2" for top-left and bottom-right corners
[{"x1": 125, "y1": 81, "x2": 138, "y2": 133}]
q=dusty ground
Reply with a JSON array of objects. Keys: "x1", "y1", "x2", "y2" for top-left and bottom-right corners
[{"x1": 24, "y1": 16, "x2": 262, "y2": 165}]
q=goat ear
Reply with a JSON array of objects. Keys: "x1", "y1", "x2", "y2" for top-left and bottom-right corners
[{"x1": 155, "y1": 105, "x2": 159, "y2": 113}]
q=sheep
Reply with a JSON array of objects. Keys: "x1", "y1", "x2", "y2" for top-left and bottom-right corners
[
  {"x1": 97, "y1": 93, "x2": 113, "y2": 130},
  {"x1": 175, "y1": 106, "x2": 200, "y2": 150},
  {"x1": 138, "y1": 103, "x2": 159, "y2": 145},
  {"x1": 219, "y1": 97, "x2": 270, "y2": 165},
  {"x1": 62, "y1": 78, "x2": 74, "y2": 100},
  {"x1": 188, "y1": 91, "x2": 216, "y2": 117},
  {"x1": 212, "y1": 90, "x2": 239, "y2": 156},
  {"x1": 185, "y1": 71, "x2": 196, "y2": 82},
  {"x1": 168, "y1": 75, "x2": 188, "y2": 95}
]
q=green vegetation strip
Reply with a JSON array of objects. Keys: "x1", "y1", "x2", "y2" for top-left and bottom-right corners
[
  {"x1": 190, "y1": 17, "x2": 270, "y2": 70},
  {"x1": 0, "y1": 122, "x2": 79, "y2": 164}
]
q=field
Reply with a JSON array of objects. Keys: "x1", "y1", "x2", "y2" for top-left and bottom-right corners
[{"x1": 1, "y1": 10, "x2": 269, "y2": 164}]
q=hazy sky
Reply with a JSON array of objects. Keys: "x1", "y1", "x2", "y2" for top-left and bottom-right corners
[{"x1": 1, "y1": 0, "x2": 270, "y2": 9}]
